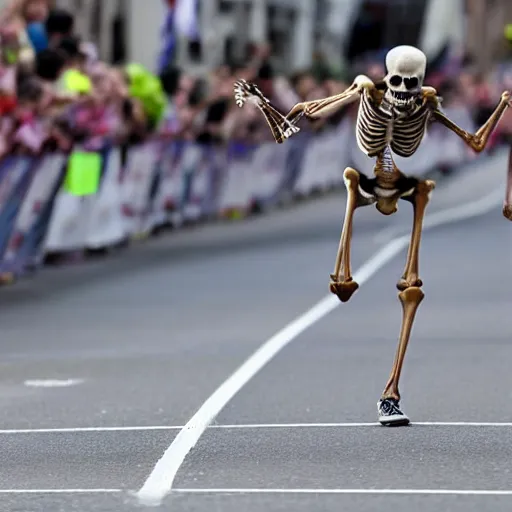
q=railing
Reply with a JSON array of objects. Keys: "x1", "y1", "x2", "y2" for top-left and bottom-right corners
[{"x1": 0, "y1": 104, "x2": 478, "y2": 286}]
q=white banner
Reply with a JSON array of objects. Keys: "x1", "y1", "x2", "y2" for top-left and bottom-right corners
[
  {"x1": 295, "y1": 125, "x2": 349, "y2": 196},
  {"x1": 44, "y1": 193, "x2": 94, "y2": 253},
  {"x1": 3, "y1": 153, "x2": 65, "y2": 263},
  {"x1": 5, "y1": 105, "x2": 478, "y2": 269},
  {"x1": 153, "y1": 142, "x2": 186, "y2": 227},
  {"x1": 251, "y1": 142, "x2": 292, "y2": 206},
  {"x1": 43, "y1": 146, "x2": 96, "y2": 254},
  {"x1": 217, "y1": 147, "x2": 255, "y2": 217},
  {"x1": 85, "y1": 148, "x2": 126, "y2": 249},
  {"x1": 121, "y1": 142, "x2": 161, "y2": 238},
  {"x1": 181, "y1": 143, "x2": 207, "y2": 222}
]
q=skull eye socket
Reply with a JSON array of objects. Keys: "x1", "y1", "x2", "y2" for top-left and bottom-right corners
[
  {"x1": 404, "y1": 77, "x2": 419, "y2": 90},
  {"x1": 389, "y1": 75, "x2": 402, "y2": 87}
]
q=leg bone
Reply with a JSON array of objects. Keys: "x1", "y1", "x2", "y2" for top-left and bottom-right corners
[
  {"x1": 378, "y1": 179, "x2": 434, "y2": 425},
  {"x1": 330, "y1": 167, "x2": 372, "y2": 302},
  {"x1": 397, "y1": 180, "x2": 435, "y2": 290},
  {"x1": 381, "y1": 286, "x2": 424, "y2": 401}
]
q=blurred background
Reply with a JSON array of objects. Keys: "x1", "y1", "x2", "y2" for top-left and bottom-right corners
[
  {"x1": 1, "y1": 0, "x2": 512, "y2": 150},
  {"x1": 0, "y1": 0, "x2": 512, "y2": 278}
]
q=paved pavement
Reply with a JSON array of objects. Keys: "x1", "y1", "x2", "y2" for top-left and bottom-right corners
[{"x1": 1, "y1": 149, "x2": 512, "y2": 512}]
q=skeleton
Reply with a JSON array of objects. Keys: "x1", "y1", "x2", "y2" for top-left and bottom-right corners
[{"x1": 233, "y1": 45, "x2": 511, "y2": 426}]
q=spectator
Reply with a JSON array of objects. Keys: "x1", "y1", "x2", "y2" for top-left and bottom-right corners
[
  {"x1": 124, "y1": 62, "x2": 168, "y2": 132},
  {"x1": 55, "y1": 35, "x2": 91, "y2": 95},
  {"x1": 0, "y1": 20, "x2": 20, "y2": 110},
  {"x1": 23, "y1": 0, "x2": 50, "y2": 53},
  {"x1": 0, "y1": 0, "x2": 504, "y2": 168},
  {"x1": 10, "y1": 74, "x2": 46, "y2": 154},
  {"x1": 44, "y1": 7, "x2": 74, "y2": 48}
]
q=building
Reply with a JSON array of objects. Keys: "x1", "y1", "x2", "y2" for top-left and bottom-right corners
[
  {"x1": 50, "y1": 0, "x2": 510, "y2": 76},
  {"x1": 464, "y1": 0, "x2": 512, "y2": 73},
  {"x1": 178, "y1": 0, "x2": 319, "y2": 74},
  {"x1": 53, "y1": 0, "x2": 319, "y2": 74}
]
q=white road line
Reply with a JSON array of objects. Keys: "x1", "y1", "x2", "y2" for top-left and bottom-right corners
[
  {"x1": 213, "y1": 422, "x2": 512, "y2": 428},
  {"x1": 135, "y1": 237, "x2": 408, "y2": 506},
  {"x1": 3, "y1": 422, "x2": 512, "y2": 435},
  {"x1": 2, "y1": 487, "x2": 511, "y2": 496},
  {"x1": 136, "y1": 188, "x2": 507, "y2": 507},
  {"x1": 24, "y1": 379, "x2": 85, "y2": 388},
  {"x1": 0, "y1": 426, "x2": 182, "y2": 434},
  {"x1": 172, "y1": 488, "x2": 512, "y2": 496},
  {"x1": 0, "y1": 489, "x2": 122, "y2": 494},
  {"x1": 212, "y1": 422, "x2": 512, "y2": 428},
  {"x1": 374, "y1": 186, "x2": 503, "y2": 244}
]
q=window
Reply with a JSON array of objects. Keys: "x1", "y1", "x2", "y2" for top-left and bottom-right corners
[{"x1": 345, "y1": 0, "x2": 429, "y2": 62}]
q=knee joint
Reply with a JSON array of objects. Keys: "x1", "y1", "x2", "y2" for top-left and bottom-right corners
[
  {"x1": 397, "y1": 278, "x2": 422, "y2": 292},
  {"x1": 330, "y1": 278, "x2": 359, "y2": 303},
  {"x1": 398, "y1": 286, "x2": 424, "y2": 308}
]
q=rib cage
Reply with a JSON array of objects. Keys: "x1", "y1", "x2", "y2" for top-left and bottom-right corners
[{"x1": 356, "y1": 90, "x2": 432, "y2": 158}]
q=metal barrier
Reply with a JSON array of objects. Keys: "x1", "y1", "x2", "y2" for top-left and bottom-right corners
[{"x1": 0, "y1": 107, "x2": 477, "y2": 284}]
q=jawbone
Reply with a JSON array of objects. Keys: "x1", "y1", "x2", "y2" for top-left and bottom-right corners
[{"x1": 385, "y1": 90, "x2": 420, "y2": 111}]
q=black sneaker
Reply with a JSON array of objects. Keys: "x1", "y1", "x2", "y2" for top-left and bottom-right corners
[{"x1": 377, "y1": 398, "x2": 410, "y2": 426}]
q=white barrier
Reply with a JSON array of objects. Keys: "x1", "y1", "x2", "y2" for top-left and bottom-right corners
[
  {"x1": 85, "y1": 148, "x2": 125, "y2": 249},
  {"x1": 0, "y1": 109, "x2": 479, "y2": 282}
]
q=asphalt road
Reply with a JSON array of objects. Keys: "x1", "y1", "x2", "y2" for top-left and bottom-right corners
[{"x1": 1, "y1": 149, "x2": 512, "y2": 512}]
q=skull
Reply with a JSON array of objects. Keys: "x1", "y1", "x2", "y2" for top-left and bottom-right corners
[{"x1": 384, "y1": 45, "x2": 426, "y2": 108}]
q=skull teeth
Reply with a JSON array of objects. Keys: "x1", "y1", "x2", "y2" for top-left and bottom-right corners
[{"x1": 391, "y1": 91, "x2": 414, "y2": 101}]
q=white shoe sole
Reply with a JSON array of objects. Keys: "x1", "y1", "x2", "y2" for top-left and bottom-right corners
[{"x1": 378, "y1": 413, "x2": 410, "y2": 427}]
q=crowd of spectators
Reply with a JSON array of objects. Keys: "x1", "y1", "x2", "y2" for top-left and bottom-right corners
[
  {"x1": 1, "y1": 0, "x2": 512, "y2": 161},
  {"x1": 0, "y1": 0, "x2": 154, "y2": 160},
  {"x1": 156, "y1": 42, "x2": 512, "y2": 151},
  {"x1": 164, "y1": 41, "x2": 512, "y2": 151}
]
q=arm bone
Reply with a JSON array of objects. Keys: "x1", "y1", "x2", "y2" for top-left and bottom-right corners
[
  {"x1": 287, "y1": 75, "x2": 375, "y2": 122},
  {"x1": 431, "y1": 90, "x2": 511, "y2": 153}
]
